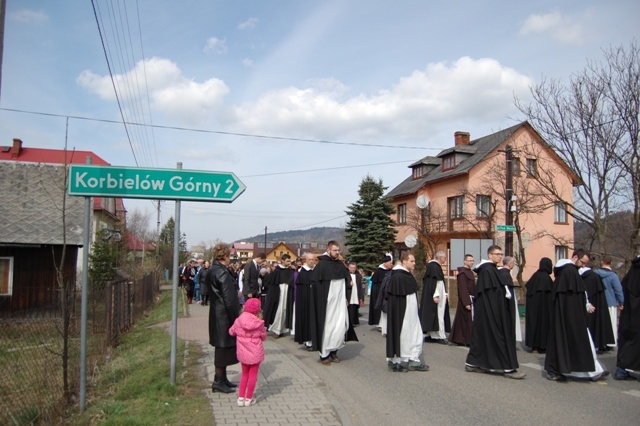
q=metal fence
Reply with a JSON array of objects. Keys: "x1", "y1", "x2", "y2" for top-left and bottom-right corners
[{"x1": 0, "y1": 272, "x2": 159, "y2": 425}]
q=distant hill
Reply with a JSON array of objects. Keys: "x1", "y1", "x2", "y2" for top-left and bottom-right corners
[{"x1": 239, "y1": 226, "x2": 344, "y2": 245}]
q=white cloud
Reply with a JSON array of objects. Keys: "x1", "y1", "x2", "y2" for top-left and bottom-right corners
[
  {"x1": 519, "y1": 11, "x2": 586, "y2": 44},
  {"x1": 238, "y1": 18, "x2": 258, "y2": 31},
  {"x1": 203, "y1": 37, "x2": 227, "y2": 54},
  {"x1": 77, "y1": 57, "x2": 229, "y2": 125},
  {"x1": 242, "y1": 58, "x2": 254, "y2": 67},
  {"x1": 10, "y1": 9, "x2": 48, "y2": 24},
  {"x1": 224, "y1": 57, "x2": 533, "y2": 142}
]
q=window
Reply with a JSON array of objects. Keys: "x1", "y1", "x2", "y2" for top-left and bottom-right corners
[
  {"x1": 0, "y1": 257, "x2": 14, "y2": 296},
  {"x1": 448, "y1": 196, "x2": 465, "y2": 219},
  {"x1": 526, "y1": 159, "x2": 537, "y2": 177},
  {"x1": 554, "y1": 202, "x2": 567, "y2": 223},
  {"x1": 512, "y1": 157, "x2": 521, "y2": 176},
  {"x1": 555, "y1": 246, "x2": 568, "y2": 263},
  {"x1": 397, "y1": 203, "x2": 407, "y2": 224},
  {"x1": 476, "y1": 195, "x2": 490, "y2": 218},
  {"x1": 412, "y1": 166, "x2": 424, "y2": 179},
  {"x1": 442, "y1": 155, "x2": 456, "y2": 171}
]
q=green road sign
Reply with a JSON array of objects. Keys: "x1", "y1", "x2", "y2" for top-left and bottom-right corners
[
  {"x1": 496, "y1": 224, "x2": 516, "y2": 232},
  {"x1": 68, "y1": 165, "x2": 246, "y2": 202}
]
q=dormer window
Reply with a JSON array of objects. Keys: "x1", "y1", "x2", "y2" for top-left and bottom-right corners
[
  {"x1": 442, "y1": 155, "x2": 456, "y2": 171},
  {"x1": 412, "y1": 166, "x2": 424, "y2": 179}
]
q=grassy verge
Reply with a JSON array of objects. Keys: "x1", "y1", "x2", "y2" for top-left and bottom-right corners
[{"x1": 68, "y1": 288, "x2": 213, "y2": 425}]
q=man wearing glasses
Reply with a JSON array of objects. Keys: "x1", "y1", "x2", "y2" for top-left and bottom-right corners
[
  {"x1": 544, "y1": 249, "x2": 608, "y2": 381},
  {"x1": 465, "y1": 245, "x2": 525, "y2": 379},
  {"x1": 311, "y1": 241, "x2": 358, "y2": 365}
]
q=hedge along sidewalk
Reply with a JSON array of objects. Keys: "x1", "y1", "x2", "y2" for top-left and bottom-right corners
[{"x1": 167, "y1": 301, "x2": 350, "y2": 426}]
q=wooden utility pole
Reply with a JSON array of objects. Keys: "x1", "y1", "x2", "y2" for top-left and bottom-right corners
[{"x1": 505, "y1": 145, "x2": 514, "y2": 257}]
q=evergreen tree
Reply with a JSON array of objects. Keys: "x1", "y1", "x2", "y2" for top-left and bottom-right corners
[
  {"x1": 89, "y1": 229, "x2": 124, "y2": 287},
  {"x1": 344, "y1": 175, "x2": 397, "y2": 273},
  {"x1": 157, "y1": 217, "x2": 188, "y2": 273}
]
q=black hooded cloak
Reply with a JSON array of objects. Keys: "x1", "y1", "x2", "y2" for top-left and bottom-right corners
[
  {"x1": 369, "y1": 265, "x2": 388, "y2": 325},
  {"x1": 617, "y1": 256, "x2": 640, "y2": 371},
  {"x1": 544, "y1": 262, "x2": 595, "y2": 374},
  {"x1": 524, "y1": 258, "x2": 553, "y2": 351},
  {"x1": 465, "y1": 261, "x2": 519, "y2": 371},
  {"x1": 419, "y1": 260, "x2": 450, "y2": 334},
  {"x1": 386, "y1": 267, "x2": 420, "y2": 358},
  {"x1": 582, "y1": 269, "x2": 615, "y2": 351},
  {"x1": 263, "y1": 265, "x2": 295, "y2": 329},
  {"x1": 294, "y1": 266, "x2": 317, "y2": 344},
  {"x1": 310, "y1": 254, "x2": 358, "y2": 352}
]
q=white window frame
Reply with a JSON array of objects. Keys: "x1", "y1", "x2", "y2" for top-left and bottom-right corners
[
  {"x1": 448, "y1": 196, "x2": 465, "y2": 219},
  {"x1": 397, "y1": 203, "x2": 407, "y2": 224},
  {"x1": 476, "y1": 195, "x2": 490, "y2": 218},
  {"x1": 554, "y1": 202, "x2": 567, "y2": 223},
  {"x1": 555, "y1": 246, "x2": 568, "y2": 263},
  {"x1": 1, "y1": 257, "x2": 14, "y2": 296},
  {"x1": 526, "y1": 158, "x2": 537, "y2": 177}
]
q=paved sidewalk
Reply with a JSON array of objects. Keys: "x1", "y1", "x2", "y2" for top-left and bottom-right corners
[{"x1": 160, "y1": 296, "x2": 348, "y2": 425}]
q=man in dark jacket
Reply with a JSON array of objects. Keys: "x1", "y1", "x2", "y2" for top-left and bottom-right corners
[{"x1": 202, "y1": 243, "x2": 241, "y2": 393}]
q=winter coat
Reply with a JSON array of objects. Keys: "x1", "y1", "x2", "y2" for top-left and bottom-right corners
[
  {"x1": 229, "y1": 312, "x2": 267, "y2": 365},
  {"x1": 203, "y1": 261, "x2": 240, "y2": 348}
]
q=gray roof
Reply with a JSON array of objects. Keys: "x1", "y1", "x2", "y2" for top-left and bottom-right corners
[
  {"x1": 0, "y1": 162, "x2": 85, "y2": 245},
  {"x1": 386, "y1": 122, "x2": 524, "y2": 199}
]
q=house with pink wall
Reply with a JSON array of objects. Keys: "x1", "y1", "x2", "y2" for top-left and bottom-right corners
[{"x1": 386, "y1": 122, "x2": 580, "y2": 282}]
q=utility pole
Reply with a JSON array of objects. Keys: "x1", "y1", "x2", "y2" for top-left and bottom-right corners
[
  {"x1": 0, "y1": 0, "x2": 6, "y2": 102},
  {"x1": 264, "y1": 226, "x2": 267, "y2": 254},
  {"x1": 505, "y1": 145, "x2": 514, "y2": 257}
]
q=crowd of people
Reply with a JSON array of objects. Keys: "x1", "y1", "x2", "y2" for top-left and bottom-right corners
[{"x1": 195, "y1": 240, "x2": 640, "y2": 407}]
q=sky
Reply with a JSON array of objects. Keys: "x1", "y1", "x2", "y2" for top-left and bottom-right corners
[{"x1": 1, "y1": 0, "x2": 638, "y2": 248}]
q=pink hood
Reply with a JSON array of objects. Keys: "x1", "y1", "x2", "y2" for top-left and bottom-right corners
[{"x1": 229, "y1": 312, "x2": 267, "y2": 365}]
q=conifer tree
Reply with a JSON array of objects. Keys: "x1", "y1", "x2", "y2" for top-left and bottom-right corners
[{"x1": 345, "y1": 175, "x2": 397, "y2": 273}]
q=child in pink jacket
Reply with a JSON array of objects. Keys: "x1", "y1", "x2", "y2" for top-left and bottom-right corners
[{"x1": 228, "y1": 297, "x2": 267, "y2": 406}]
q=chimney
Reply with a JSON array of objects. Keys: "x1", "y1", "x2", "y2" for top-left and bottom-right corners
[
  {"x1": 11, "y1": 138, "x2": 23, "y2": 157},
  {"x1": 454, "y1": 131, "x2": 470, "y2": 146}
]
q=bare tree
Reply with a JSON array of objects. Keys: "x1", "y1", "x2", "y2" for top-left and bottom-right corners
[
  {"x1": 515, "y1": 42, "x2": 640, "y2": 260},
  {"x1": 405, "y1": 201, "x2": 449, "y2": 260}
]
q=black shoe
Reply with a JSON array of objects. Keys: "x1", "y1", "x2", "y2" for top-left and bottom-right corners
[
  {"x1": 546, "y1": 372, "x2": 567, "y2": 382},
  {"x1": 407, "y1": 361, "x2": 430, "y2": 371},
  {"x1": 224, "y1": 378, "x2": 237, "y2": 388},
  {"x1": 212, "y1": 376, "x2": 235, "y2": 393},
  {"x1": 465, "y1": 365, "x2": 482, "y2": 373},
  {"x1": 393, "y1": 364, "x2": 409, "y2": 373}
]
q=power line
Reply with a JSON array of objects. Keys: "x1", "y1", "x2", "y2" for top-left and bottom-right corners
[
  {"x1": 0, "y1": 107, "x2": 437, "y2": 151},
  {"x1": 90, "y1": 0, "x2": 139, "y2": 166}
]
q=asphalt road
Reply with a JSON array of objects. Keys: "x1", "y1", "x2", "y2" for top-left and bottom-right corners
[{"x1": 274, "y1": 304, "x2": 640, "y2": 425}]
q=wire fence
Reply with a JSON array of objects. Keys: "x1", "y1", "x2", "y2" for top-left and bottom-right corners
[{"x1": 0, "y1": 272, "x2": 159, "y2": 425}]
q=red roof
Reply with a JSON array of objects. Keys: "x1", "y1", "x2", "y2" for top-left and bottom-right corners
[
  {"x1": 0, "y1": 144, "x2": 109, "y2": 165},
  {"x1": 126, "y1": 233, "x2": 155, "y2": 252}
]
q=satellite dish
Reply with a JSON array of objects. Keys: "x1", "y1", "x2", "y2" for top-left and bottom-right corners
[
  {"x1": 416, "y1": 195, "x2": 429, "y2": 209},
  {"x1": 404, "y1": 235, "x2": 418, "y2": 248}
]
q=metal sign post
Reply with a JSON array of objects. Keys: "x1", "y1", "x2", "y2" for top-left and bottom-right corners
[{"x1": 69, "y1": 163, "x2": 246, "y2": 409}]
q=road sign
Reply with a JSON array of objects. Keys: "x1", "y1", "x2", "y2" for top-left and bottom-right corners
[
  {"x1": 496, "y1": 224, "x2": 516, "y2": 232},
  {"x1": 68, "y1": 165, "x2": 246, "y2": 202}
]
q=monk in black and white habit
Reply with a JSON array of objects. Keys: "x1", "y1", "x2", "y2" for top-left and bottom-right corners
[
  {"x1": 386, "y1": 253, "x2": 429, "y2": 372},
  {"x1": 419, "y1": 251, "x2": 450, "y2": 343},
  {"x1": 294, "y1": 253, "x2": 316, "y2": 350},
  {"x1": 369, "y1": 254, "x2": 393, "y2": 329},
  {"x1": 311, "y1": 241, "x2": 358, "y2": 365},
  {"x1": 524, "y1": 257, "x2": 554, "y2": 353},
  {"x1": 544, "y1": 250, "x2": 608, "y2": 382},
  {"x1": 580, "y1": 265, "x2": 615, "y2": 352},
  {"x1": 263, "y1": 253, "x2": 295, "y2": 338},
  {"x1": 465, "y1": 245, "x2": 525, "y2": 379},
  {"x1": 614, "y1": 255, "x2": 640, "y2": 380}
]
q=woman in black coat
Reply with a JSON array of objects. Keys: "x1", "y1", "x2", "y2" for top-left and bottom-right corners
[{"x1": 202, "y1": 243, "x2": 241, "y2": 393}]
